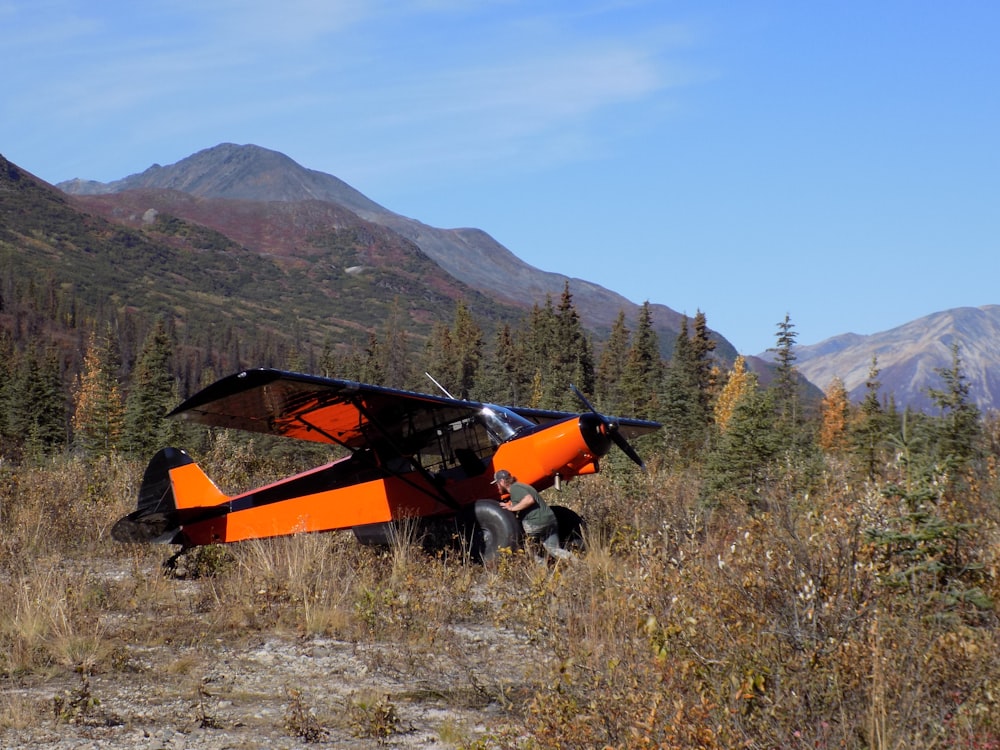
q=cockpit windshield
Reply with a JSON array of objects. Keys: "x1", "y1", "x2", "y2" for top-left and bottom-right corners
[{"x1": 478, "y1": 405, "x2": 533, "y2": 444}]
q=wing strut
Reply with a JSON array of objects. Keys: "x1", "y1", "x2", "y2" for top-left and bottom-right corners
[{"x1": 350, "y1": 395, "x2": 464, "y2": 512}]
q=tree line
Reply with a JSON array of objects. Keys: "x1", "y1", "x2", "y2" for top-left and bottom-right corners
[{"x1": 0, "y1": 279, "x2": 986, "y2": 502}]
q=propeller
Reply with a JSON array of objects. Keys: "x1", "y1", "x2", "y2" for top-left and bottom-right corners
[{"x1": 571, "y1": 384, "x2": 647, "y2": 470}]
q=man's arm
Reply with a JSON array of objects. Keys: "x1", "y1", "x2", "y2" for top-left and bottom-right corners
[{"x1": 500, "y1": 485, "x2": 537, "y2": 513}]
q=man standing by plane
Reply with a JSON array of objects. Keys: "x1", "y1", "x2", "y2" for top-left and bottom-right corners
[{"x1": 493, "y1": 469, "x2": 572, "y2": 560}]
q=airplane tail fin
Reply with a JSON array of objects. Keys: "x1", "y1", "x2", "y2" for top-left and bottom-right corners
[{"x1": 111, "y1": 447, "x2": 228, "y2": 544}]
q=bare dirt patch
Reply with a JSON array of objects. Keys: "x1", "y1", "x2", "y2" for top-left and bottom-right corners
[{"x1": 1, "y1": 545, "x2": 544, "y2": 750}]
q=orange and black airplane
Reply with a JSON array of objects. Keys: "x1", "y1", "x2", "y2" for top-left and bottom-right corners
[{"x1": 112, "y1": 368, "x2": 660, "y2": 560}]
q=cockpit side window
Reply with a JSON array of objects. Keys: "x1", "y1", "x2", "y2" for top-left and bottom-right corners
[{"x1": 413, "y1": 416, "x2": 494, "y2": 477}]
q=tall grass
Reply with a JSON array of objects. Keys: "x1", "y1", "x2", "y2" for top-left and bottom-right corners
[{"x1": 1, "y1": 448, "x2": 998, "y2": 747}]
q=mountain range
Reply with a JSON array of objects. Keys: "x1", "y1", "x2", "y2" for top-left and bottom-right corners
[
  {"x1": 4, "y1": 142, "x2": 995, "y2": 412},
  {"x1": 60, "y1": 143, "x2": 712, "y2": 360},
  {"x1": 788, "y1": 305, "x2": 1000, "y2": 413}
]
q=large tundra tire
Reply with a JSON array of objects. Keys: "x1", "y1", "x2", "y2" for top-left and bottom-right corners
[
  {"x1": 463, "y1": 499, "x2": 522, "y2": 563},
  {"x1": 550, "y1": 505, "x2": 586, "y2": 551}
]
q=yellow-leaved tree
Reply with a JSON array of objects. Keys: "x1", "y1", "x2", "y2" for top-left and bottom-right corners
[
  {"x1": 713, "y1": 355, "x2": 755, "y2": 433},
  {"x1": 819, "y1": 376, "x2": 851, "y2": 452},
  {"x1": 72, "y1": 328, "x2": 124, "y2": 455}
]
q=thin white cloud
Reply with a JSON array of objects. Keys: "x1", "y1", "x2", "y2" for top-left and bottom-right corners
[
  {"x1": 4, "y1": 0, "x2": 700, "y2": 188},
  {"x1": 180, "y1": 0, "x2": 372, "y2": 44}
]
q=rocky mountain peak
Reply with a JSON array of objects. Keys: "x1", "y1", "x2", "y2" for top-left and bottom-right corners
[{"x1": 59, "y1": 143, "x2": 709, "y2": 358}]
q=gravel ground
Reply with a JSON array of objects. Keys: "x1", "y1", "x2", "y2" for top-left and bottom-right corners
[
  {"x1": 1, "y1": 559, "x2": 540, "y2": 750},
  {"x1": 3, "y1": 624, "x2": 533, "y2": 749}
]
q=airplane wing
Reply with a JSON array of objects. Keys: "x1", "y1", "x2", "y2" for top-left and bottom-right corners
[
  {"x1": 168, "y1": 368, "x2": 487, "y2": 450},
  {"x1": 508, "y1": 405, "x2": 661, "y2": 439}
]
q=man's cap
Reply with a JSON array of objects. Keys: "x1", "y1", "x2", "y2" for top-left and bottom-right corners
[{"x1": 491, "y1": 469, "x2": 513, "y2": 485}]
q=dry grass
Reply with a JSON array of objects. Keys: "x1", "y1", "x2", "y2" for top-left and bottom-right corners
[{"x1": 1, "y1": 448, "x2": 998, "y2": 748}]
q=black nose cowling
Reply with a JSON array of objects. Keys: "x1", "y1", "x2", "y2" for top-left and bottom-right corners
[
  {"x1": 572, "y1": 385, "x2": 647, "y2": 470},
  {"x1": 579, "y1": 411, "x2": 613, "y2": 457}
]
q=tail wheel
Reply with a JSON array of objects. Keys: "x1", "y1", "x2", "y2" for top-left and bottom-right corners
[
  {"x1": 463, "y1": 499, "x2": 522, "y2": 563},
  {"x1": 551, "y1": 505, "x2": 586, "y2": 551}
]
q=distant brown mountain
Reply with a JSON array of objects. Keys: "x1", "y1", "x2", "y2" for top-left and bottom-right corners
[
  {"x1": 0, "y1": 153, "x2": 519, "y2": 376},
  {"x1": 778, "y1": 306, "x2": 1000, "y2": 412},
  {"x1": 59, "y1": 143, "x2": 734, "y2": 360}
]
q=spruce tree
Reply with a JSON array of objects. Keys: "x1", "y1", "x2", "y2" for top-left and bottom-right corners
[
  {"x1": 451, "y1": 300, "x2": 483, "y2": 399},
  {"x1": 661, "y1": 317, "x2": 708, "y2": 459},
  {"x1": 768, "y1": 313, "x2": 799, "y2": 428},
  {"x1": 867, "y1": 413, "x2": 992, "y2": 623},
  {"x1": 420, "y1": 301, "x2": 483, "y2": 396},
  {"x1": 122, "y1": 318, "x2": 177, "y2": 457},
  {"x1": 523, "y1": 298, "x2": 559, "y2": 408},
  {"x1": 357, "y1": 332, "x2": 385, "y2": 385},
  {"x1": 423, "y1": 322, "x2": 458, "y2": 394},
  {"x1": 16, "y1": 344, "x2": 68, "y2": 458},
  {"x1": 703, "y1": 386, "x2": 780, "y2": 509},
  {"x1": 381, "y1": 297, "x2": 412, "y2": 389},
  {"x1": 851, "y1": 355, "x2": 889, "y2": 480},
  {"x1": 620, "y1": 302, "x2": 662, "y2": 419},
  {"x1": 595, "y1": 309, "x2": 630, "y2": 413},
  {"x1": 925, "y1": 342, "x2": 981, "y2": 468},
  {"x1": 318, "y1": 336, "x2": 339, "y2": 378},
  {"x1": 0, "y1": 331, "x2": 16, "y2": 447},
  {"x1": 478, "y1": 324, "x2": 525, "y2": 405},
  {"x1": 547, "y1": 283, "x2": 594, "y2": 410},
  {"x1": 689, "y1": 310, "x2": 718, "y2": 410}
]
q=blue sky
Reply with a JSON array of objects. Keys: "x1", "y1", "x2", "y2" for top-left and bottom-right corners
[{"x1": 3, "y1": 1, "x2": 998, "y2": 355}]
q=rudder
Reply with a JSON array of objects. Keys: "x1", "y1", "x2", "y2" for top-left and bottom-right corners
[{"x1": 111, "y1": 447, "x2": 226, "y2": 544}]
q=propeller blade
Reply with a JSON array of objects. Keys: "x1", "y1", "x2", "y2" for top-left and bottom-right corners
[
  {"x1": 612, "y1": 430, "x2": 646, "y2": 469},
  {"x1": 571, "y1": 384, "x2": 647, "y2": 470},
  {"x1": 570, "y1": 383, "x2": 597, "y2": 414}
]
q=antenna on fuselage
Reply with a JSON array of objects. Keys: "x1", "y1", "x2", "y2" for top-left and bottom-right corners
[{"x1": 425, "y1": 372, "x2": 455, "y2": 399}]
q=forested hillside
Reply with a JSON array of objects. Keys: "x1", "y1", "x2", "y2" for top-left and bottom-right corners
[{"x1": 2, "y1": 153, "x2": 679, "y2": 462}]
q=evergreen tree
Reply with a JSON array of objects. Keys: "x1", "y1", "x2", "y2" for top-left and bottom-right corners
[
  {"x1": 689, "y1": 310, "x2": 718, "y2": 409},
  {"x1": 703, "y1": 386, "x2": 780, "y2": 509},
  {"x1": 72, "y1": 327, "x2": 124, "y2": 455},
  {"x1": 318, "y1": 336, "x2": 339, "y2": 378},
  {"x1": 851, "y1": 355, "x2": 889, "y2": 480},
  {"x1": 768, "y1": 313, "x2": 799, "y2": 430},
  {"x1": 357, "y1": 332, "x2": 385, "y2": 385},
  {"x1": 867, "y1": 413, "x2": 992, "y2": 623},
  {"x1": 121, "y1": 318, "x2": 177, "y2": 457},
  {"x1": 620, "y1": 302, "x2": 662, "y2": 419},
  {"x1": 523, "y1": 298, "x2": 559, "y2": 408},
  {"x1": 419, "y1": 301, "x2": 483, "y2": 397},
  {"x1": 925, "y1": 342, "x2": 981, "y2": 468},
  {"x1": 451, "y1": 300, "x2": 483, "y2": 399},
  {"x1": 478, "y1": 323, "x2": 524, "y2": 404},
  {"x1": 381, "y1": 298, "x2": 412, "y2": 389},
  {"x1": 283, "y1": 345, "x2": 307, "y2": 373},
  {"x1": 660, "y1": 317, "x2": 708, "y2": 459},
  {"x1": 0, "y1": 331, "x2": 17, "y2": 447},
  {"x1": 546, "y1": 283, "x2": 594, "y2": 409},
  {"x1": 595, "y1": 309, "x2": 630, "y2": 413},
  {"x1": 15, "y1": 344, "x2": 68, "y2": 458},
  {"x1": 423, "y1": 322, "x2": 458, "y2": 395}
]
